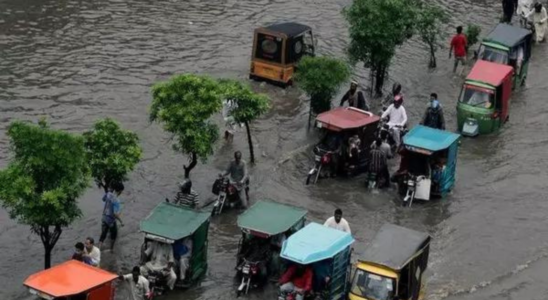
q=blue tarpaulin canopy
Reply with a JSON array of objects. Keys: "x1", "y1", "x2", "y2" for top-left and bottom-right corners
[
  {"x1": 403, "y1": 125, "x2": 460, "y2": 152},
  {"x1": 281, "y1": 223, "x2": 354, "y2": 264}
]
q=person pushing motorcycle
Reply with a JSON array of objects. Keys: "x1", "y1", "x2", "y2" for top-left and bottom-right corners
[{"x1": 222, "y1": 151, "x2": 249, "y2": 208}]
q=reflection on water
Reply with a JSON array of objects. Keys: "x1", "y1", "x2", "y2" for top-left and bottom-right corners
[{"x1": 2, "y1": 0, "x2": 548, "y2": 299}]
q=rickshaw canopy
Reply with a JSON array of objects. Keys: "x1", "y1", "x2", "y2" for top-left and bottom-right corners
[
  {"x1": 140, "y1": 202, "x2": 210, "y2": 242},
  {"x1": 483, "y1": 23, "x2": 532, "y2": 48},
  {"x1": 24, "y1": 260, "x2": 117, "y2": 298},
  {"x1": 262, "y1": 22, "x2": 312, "y2": 38},
  {"x1": 237, "y1": 200, "x2": 307, "y2": 236},
  {"x1": 360, "y1": 224, "x2": 430, "y2": 271},
  {"x1": 403, "y1": 125, "x2": 460, "y2": 153},
  {"x1": 466, "y1": 60, "x2": 514, "y2": 88},
  {"x1": 281, "y1": 222, "x2": 354, "y2": 264},
  {"x1": 316, "y1": 107, "x2": 380, "y2": 132}
]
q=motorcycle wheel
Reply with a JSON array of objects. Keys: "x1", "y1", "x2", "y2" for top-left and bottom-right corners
[{"x1": 305, "y1": 173, "x2": 312, "y2": 185}]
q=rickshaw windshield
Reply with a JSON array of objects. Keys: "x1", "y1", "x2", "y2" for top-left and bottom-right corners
[
  {"x1": 320, "y1": 132, "x2": 342, "y2": 151},
  {"x1": 350, "y1": 269, "x2": 395, "y2": 300},
  {"x1": 459, "y1": 85, "x2": 495, "y2": 108},
  {"x1": 255, "y1": 33, "x2": 283, "y2": 63},
  {"x1": 478, "y1": 45, "x2": 508, "y2": 64}
]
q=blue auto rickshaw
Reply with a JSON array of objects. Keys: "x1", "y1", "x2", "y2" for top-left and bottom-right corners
[
  {"x1": 279, "y1": 223, "x2": 355, "y2": 300},
  {"x1": 396, "y1": 125, "x2": 460, "y2": 206}
]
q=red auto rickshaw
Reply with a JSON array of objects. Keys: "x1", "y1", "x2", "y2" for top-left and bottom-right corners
[
  {"x1": 24, "y1": 260, "x2": 118, "y2": 300},
  {"x1": 306, "y1": 107, "x2": 380, "y2": 184}
]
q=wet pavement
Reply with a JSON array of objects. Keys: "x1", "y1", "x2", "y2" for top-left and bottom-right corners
[{"x1": 1, "y1": 0, "x2": 548, "y2": 299}]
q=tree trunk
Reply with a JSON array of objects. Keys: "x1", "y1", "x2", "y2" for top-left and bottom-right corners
[
  {"x1": 374, "y1": 63, "x2": 387, "y2": 97},
  {"x1": 37, "y1": 225, "x2": 63, "y2": 269},
  {"x1": 244, "y1": 121, "x2": 255, "y2": 164},
  {"x1": 429, "y1": 43, "x2": 437, "y2": 68},
  {"x1": 183, "y1": 152, "x2": 197, "y2": 178}
]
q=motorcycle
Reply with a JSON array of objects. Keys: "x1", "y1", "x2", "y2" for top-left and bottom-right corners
[
  {"x1": 145, "y1": 270, "x2": 168, "y2": 298},
  {"x1": 236, "y1": 258, "x2": 265, "y2": 297},
  {"x1": 212, "y1": 175, "x2": 248, "y2": 215},
  {"x1": 305, "y1": 147, "x2": 333, "y2": 185},
  {"x1": 402, "y1": 174, "x2": 427, "y2": 207},
  {"x1": 377, "y1": 119, "x2": 407, "y2": 154}
]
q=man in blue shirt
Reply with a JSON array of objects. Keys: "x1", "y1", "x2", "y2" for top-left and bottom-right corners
[{"x1": 99, "y1": 182, "x2": 124, "y2": 251}]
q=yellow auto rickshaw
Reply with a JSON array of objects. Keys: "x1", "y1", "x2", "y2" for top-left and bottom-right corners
[
  {"x1": 249, "y1": 22, "x2": 315, "y2": 86},
  {"x1": 349, "y1": 224, "x2": 431, "y2": 300}
]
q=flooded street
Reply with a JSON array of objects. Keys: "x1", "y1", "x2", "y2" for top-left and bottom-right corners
[{"x1": 1, "y1": 0, "x2": 548, "y2": 299}]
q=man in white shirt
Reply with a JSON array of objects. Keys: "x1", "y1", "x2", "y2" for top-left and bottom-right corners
[
  {"x1": 324, "y1": 209, "x2": 351, "y2": 234},
  {"x1": 141, "y1": 240, "x2": 177, "y2": 290},
  {"x1": 84, "y1": 237, "x2": 101, "y2": 267},
  {"x1": 120, "y1": 266, "x2": 151, "y2": 300},
  {"x1": 381, "y1": 95, "x2": 408, "y2": 147}
]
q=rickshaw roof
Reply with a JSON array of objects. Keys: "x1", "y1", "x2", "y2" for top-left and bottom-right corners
[
  {"x1": 280, "y1": 222, "x2": 355, "y2": 264},
  {"x1": 237, "y1": 200, "x2": 307, "y2": 236},
  {"x1": 24, "y1": 260, "x2": 117, "y2": 297},
  {"x1": 484, "y1": 23, "x2": 531, "y2": 47},
  {"x1": 316, "y1": 107, "x2": 380, "y2": 132},
  {"x1": 140, "y1": 202, "x2": 210, "y2": 240},
  {"x1": 403, "y1": 125, "x2": 460, "y2": 152},
  {"x1": 360, "y1": 224, "x2": 431, "y2": 271},
  {"x1": 466, "y1": 60, "x2": 513, "y2": 87},
  {"x1": 263, "y1": 22, "x2": 312, "y2": 38}
]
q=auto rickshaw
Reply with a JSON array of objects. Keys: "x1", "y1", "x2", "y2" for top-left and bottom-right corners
[
  {"x1": 306, "y1": 107, "x2": 380, "y2": 185},
  {"x1": 278, "y1": 222, "x2": 355, "y2": 300},
  {"x1": 477, "y1": 23, "x2": 532, "y2": 88},
  {"x1": 24, "y1": 260, "x2": 118, "y2": 300},
  {"x1": 139, "y1": 202, "x2": 210, "y2": 295},
  {"x1": 349, "y1": 223, "x2": 431, "y2": 300},
  {"x1": 396, "y1": 125, "x2": 460, "y2": 207},
  {"x1": 250, "y1": 22, "x2": 315, "y2": 86},
  {"x1": 236, "y1": 200, "x2": 307, "y2": 296},
  {"x1": 456, "y1": 60, "x2": 514, "y2": 137}
]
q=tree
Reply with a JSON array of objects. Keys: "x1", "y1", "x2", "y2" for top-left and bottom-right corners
[
  {"x1": 219, "y1": 80, "x2": 270, "y2": 164},
  {"x1": 465, "y1": 24, "x2": 482, "y2": 52},
  {"x1": 344, "y1": 0, "x2": 418, "y2": 96},
  {"x1": 293, "y1": 56, "x2": 351, "y2": 124},
  {"x1": 0, "y1": 120, "x2": 89, "y2": 269},
  {"x1": 416, "y1": 3, "x2": 448, "y2": 68},
  {"x1": 150, "y1": 74, "x2": 223, "y2": 178},
  {"x1": 83, "y1": 118, "x2": 142, "y2": 193}
]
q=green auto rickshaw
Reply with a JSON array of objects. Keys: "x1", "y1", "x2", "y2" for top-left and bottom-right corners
[
  {"x1": 236, "y1": 200, "x2": 307, "y2": 296},
  {"x1": 139, "y1": 202, "x2": 210, "y2": 296},
  {"x1": 457, "y1": 60, "x2": 514, "y2": 137},
  {"x1": 477, "y1": 23, "x2": 532, "y2": 88}
]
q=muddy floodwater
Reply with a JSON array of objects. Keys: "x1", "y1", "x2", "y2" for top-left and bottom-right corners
[{"x1": 1, "y1": 0, "x2": 548, "y2": 299}]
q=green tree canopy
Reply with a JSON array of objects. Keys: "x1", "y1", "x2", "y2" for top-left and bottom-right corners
[
  {"x1": 0, "y1": 120, "x2": 89, "y2": 268},
  {"x1": 150, "y1": 74, "x2": 223, "y2": 178},
  {"x1": 416, "y1": 2, "x2": 448, "y2": 68},
  {"x1": 294, "y1": 55, "x2": 351, "y2": 116},
  {"x1": 83, "y1": 118, "x2": 142, "y2": 192},
  {"x1": 465, "y1": 24, "x2": 482, "y2": 49},
  {"x1": 344, "y1": 0, "x2": 422, "y2": 94},
  {"x1": 219, "y1": 79, "x2": 270, "y2": 163}
]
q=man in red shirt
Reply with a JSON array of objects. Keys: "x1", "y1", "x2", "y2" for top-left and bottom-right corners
[
  {"x1": 449, "y1": 26, "x2": 468, "y2": 73},
  {"x1": 279, "y1": 264, "x2": 313, "y2": 300}
]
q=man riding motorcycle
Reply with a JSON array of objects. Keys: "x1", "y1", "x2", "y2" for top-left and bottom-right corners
[
  {"x1": 222, "y1": 151, "x2": 249, "y2": 208},
  {"x1": 381, "y1": 95, "x2": 407, "y2": 147}
]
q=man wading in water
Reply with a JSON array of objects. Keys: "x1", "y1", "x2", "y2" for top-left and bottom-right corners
[{"x1": 340, "y1": 81, "x2": 369, "y2": 111}]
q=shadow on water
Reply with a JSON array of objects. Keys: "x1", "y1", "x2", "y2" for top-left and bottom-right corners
[{"x1": 2, "y1": 0, "x2": 548, "y2": 299}]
